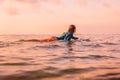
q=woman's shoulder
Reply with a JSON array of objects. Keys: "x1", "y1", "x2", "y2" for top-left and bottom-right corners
[
  {"x1": 62, "y1": 32, "x2": 67, "y2": 34},
  {"x1": 61, "y1": 32, "x2": 72, "y2": 36},
  {"x1": 63, "y1": 32, "x2": 71, "y2": 34}
]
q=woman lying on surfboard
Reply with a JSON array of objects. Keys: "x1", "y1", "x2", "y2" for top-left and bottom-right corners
[{"x1": 22, "y1": 24, "x2": 78, "y2": 42}]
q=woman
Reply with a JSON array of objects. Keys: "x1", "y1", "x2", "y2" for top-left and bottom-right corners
[{"x1": 23, "y1": 24, "x2": 78, "y2": 42}]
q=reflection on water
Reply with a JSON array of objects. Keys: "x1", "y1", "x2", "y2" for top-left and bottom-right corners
[{"x1": 0, "y1": 34, "x2": 120, "y2": 80}]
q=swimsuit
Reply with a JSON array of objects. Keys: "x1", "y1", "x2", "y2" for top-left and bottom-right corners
[{"x1": 56, "y1": 32, "x2": 78, "y2": 41}]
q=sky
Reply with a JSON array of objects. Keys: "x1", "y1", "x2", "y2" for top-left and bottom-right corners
[{"x1": 0, "y1": 0, "x2": 120, "y2": 34}]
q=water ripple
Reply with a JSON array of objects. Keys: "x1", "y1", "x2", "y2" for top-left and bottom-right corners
[{"x1": 0, "y1": 62, "x2": 38, "y2": 66}]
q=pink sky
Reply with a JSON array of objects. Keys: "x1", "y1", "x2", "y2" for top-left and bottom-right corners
[{"x1": 0, "y1": 0, "x2": 120, "y2": 34}]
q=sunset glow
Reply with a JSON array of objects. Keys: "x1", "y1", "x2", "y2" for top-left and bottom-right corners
[{"x1": 0, "y1": 0, "x2": 120, "y2": 34}]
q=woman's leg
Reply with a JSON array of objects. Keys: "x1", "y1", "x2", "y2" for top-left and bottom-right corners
[
  {"x1": 40, "y1": 36, "x2": 57, "y2": 42},
  {"x1": 24, "y1": 36, "x2": 57, "y2": 42},
  {"x1": 24, "y1": 39, "x2": 41, "y2": 42}
]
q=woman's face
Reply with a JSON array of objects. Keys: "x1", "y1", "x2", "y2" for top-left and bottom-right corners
[
  {"x1": 74, "y1": 28, "x2": 76, "y2": 33},
  {"x1": 69, "y1": 26, "x2": 72, "y2": 30}
]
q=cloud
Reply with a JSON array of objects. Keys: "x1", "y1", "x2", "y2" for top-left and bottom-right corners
[
  {"x1": 101, "y1": 1, "x2": 120, "y2": 16},
  {"x1": 14, "y1": 0, "x2": 39, "y2": 3},
  {"x1": 0, "y1": 0, "x2": 64, "y2": 15},
  {"x1": 14, "y1": 0, "x2": 40, "y2": 8},
  {"x1": 14, "y1": 0, "x2": 62, "y2": 6},
  {"x1": 102, "y1": 3, "x2": 111, "y2": 8},
  {"x1": 0, "y1": 0, "x2": 41, "y2": 15},
  {"x1": 4, "y1": 6, "x2": 19, "y2": 15}
]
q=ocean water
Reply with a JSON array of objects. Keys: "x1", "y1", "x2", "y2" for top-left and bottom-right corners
[{"x1": 0, "y1": 34, "x2": 120, "y2": 80}]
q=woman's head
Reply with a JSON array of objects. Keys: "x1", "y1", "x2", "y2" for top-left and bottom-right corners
[{"x1": 68, "y1": 24, "x2": 76, "y2": 33}]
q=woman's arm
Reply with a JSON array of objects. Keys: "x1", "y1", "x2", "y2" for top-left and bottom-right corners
[
  {"x1": 64, "y1": 32, "x2": 78, "y2": 41},
  {"x1": 21, "y1": 36, "x2": 57, "y2": 42},
  {"x1": 72, "y1": 36, "x2": 78, "y2": 40}
]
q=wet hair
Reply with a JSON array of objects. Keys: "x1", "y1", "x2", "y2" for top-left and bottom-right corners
[{"x1": 68, "y1": 24, "x2": 76, "y2": 33}]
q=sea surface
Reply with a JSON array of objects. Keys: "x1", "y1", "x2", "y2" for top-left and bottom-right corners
[{"x1": 0, "y1": 34, "x2": 120, "y2": 80}]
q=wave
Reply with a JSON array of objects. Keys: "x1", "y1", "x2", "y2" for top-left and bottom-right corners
[
  {"x1": 108, "y1": 49, "x2": 120, "y2": 53},
  {"x1": 24, "y1": 44, "x2": 64, "y2": 51},
  {"x1": 0, "y1": 67, "x2": 95, "y2": 80},
  {"x1": 0, "y1": 42, "x2": 22, "y2": 48},
  {"x1": 92, "y1": 72, "x2": 120, "y2": 80},
  {"x1": 82, "y1": 44, "x2": 103, "y2": 48},
  {"x1": 10, "y1": 57, "x2": 33, "y2": 61},
  {"x1": 102, "y1": 42, "x2": 118, "y2": 45},
  {"x1": 0, "y1": 62, "x2": 38, "y2": 66},
  {"x1": 50, "y1": 55, "x2": 117, "y2": 61},
  {"x1": 98, "y1": 73, "x2": 120, "y2": 77}
]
